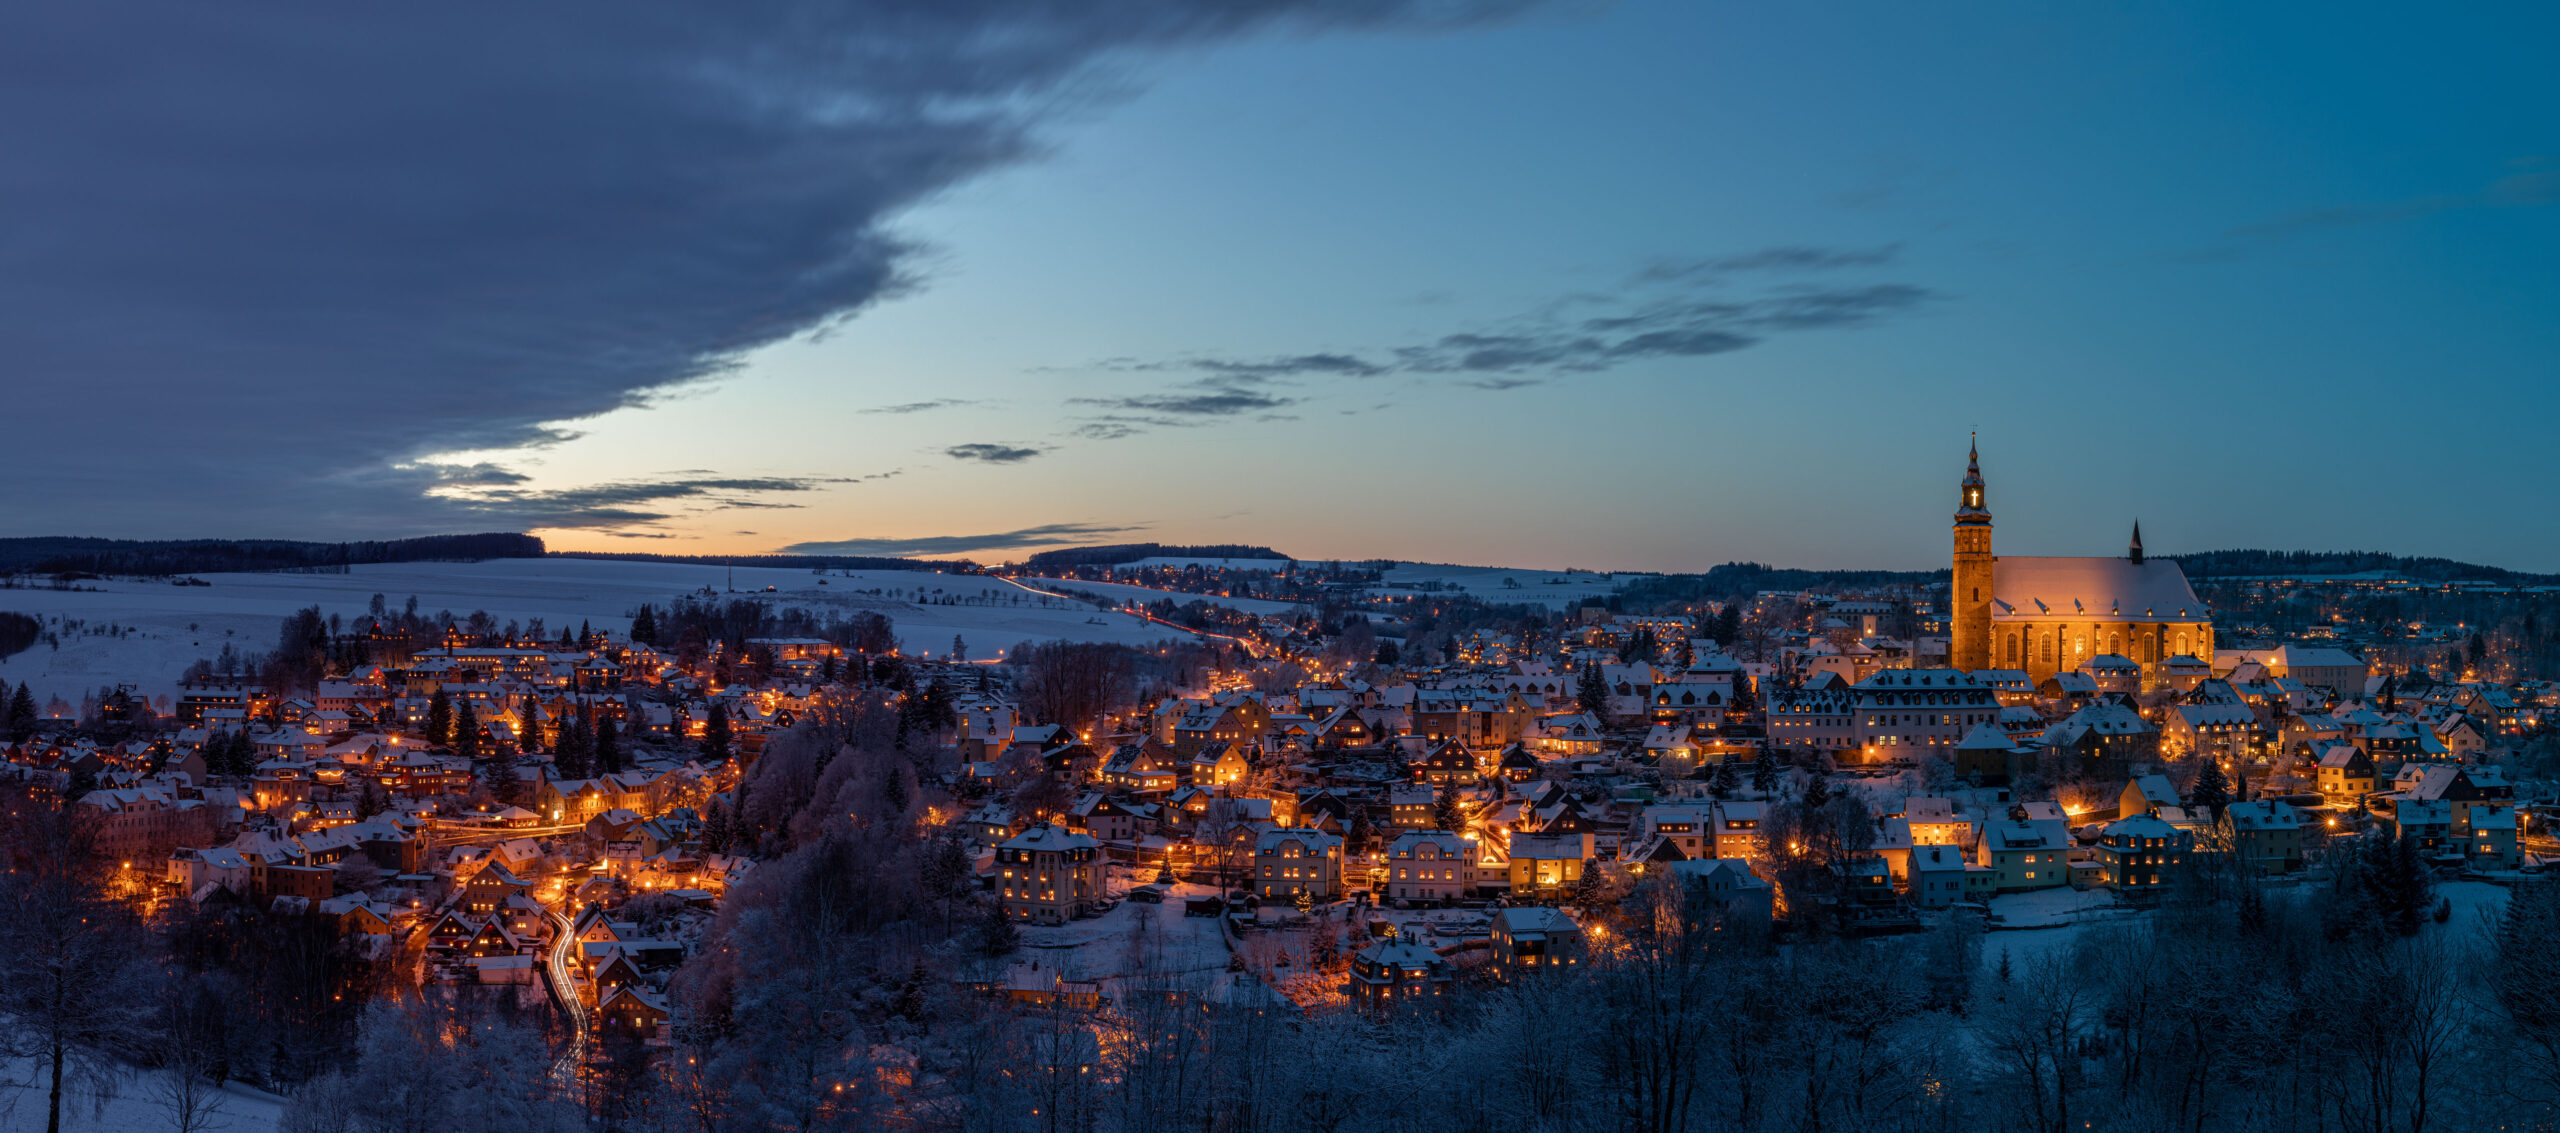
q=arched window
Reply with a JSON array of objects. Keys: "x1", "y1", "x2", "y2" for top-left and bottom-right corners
[
  {"x1": 2041, "y1": 634, "x2": 2056, "y2": 665},
  {"x1": 2005, "y1": 633, "x2": 2020, "y2": 664}
]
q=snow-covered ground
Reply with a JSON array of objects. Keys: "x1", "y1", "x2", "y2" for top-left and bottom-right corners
[
  {"x1": 1367, "y1": 563, "x2": 1638, "y2": 609},
  {"x1": 1016, "y1": 880, "x2": 1242, "y2": 1001},
  {"x1": 0, "y1": 558, "x2": 1195, "y2": 705},
  {"x1": 0, "y1": 1059, "x2": 284, "y2": 1133},
  {"x1": 1021, "y1": 577, "x2": 1305, "y2": 617},
  {"x1": 1978, "y1": 877, "x2": 2517, "y2": 981}
]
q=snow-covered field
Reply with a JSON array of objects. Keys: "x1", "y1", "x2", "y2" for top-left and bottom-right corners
[
  {"x1": 1016, "y1": 879, "x2": 1250, "y2": 1001},
  {"x1": 1368, "y1": 562, "x2": 1638, "y2": 609},
  {"x1": 1979, "y1": 878, "x2": 2514, "y2": 980},
  {"x1": 1022, "y1": 577, "x2": 1305, "y2": 617},
  {"x1": 0, "y1": 558, "x2": 1195, "y2": 705},
  {"x1": 0, "y1": 1060, "x2": 284, "y2": 1133}
]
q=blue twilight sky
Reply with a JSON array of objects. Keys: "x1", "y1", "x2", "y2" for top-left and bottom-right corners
[{"x1": 4, "y1": 2, "x2": 2556, "y2": 571}]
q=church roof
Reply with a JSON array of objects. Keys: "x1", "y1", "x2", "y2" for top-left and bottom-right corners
[{"x1": 1990, "y1": 556, "x2": 2207, "y2": 623}]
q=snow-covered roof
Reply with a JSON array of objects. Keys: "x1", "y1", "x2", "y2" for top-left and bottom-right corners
[{"x1": 1990, "y1": 556, "x2": 2207, "y2": 622}]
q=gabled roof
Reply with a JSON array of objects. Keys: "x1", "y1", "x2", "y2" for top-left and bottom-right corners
[
  {"x1": 1000, "y1": 823, "x2": 1098, "y2": 853},
  {"x1": 1990, "y1": 556, "x2": 2207, "y2": 622},
  {"x1": 2104, "y1": 813, "x2": 2182, "y2": 840}
]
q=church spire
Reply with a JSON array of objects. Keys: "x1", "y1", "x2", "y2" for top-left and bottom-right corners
[
  {"x1": 2129, "y1": 520, "x2": 2145, "y2": 564},
  {"x1": 1955, "y1": 432, "x2": 1989, "y2": 522}
]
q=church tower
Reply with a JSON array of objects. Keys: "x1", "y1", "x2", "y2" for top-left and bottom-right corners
[{"x1": 1951, "y1": 436, "x2": 1994, "y2": 672}]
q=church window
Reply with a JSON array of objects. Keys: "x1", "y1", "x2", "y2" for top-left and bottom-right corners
[
  {"x1": 2041, "y1": 635, "x2": 2055, "y2": 664},
  {"x1": 2005, "y1": 634, "x2": 2020, "y2": 664}
]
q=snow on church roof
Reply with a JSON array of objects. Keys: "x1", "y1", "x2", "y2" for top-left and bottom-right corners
[{"x1": 1989, "y1": 556, "x2": 2207, "y2": 623}]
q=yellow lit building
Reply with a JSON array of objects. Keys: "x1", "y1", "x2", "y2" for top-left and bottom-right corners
[{"x1": 1948, "y1": 439, "x2": 2212, "y2": 690}]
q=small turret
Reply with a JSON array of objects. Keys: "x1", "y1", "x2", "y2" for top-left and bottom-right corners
[{"x1": 1955, "y1": 433, "x2": 1990, "y2": 522}]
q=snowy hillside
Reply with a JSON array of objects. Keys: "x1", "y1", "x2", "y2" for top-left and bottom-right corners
[
  {"x1": 0, "y1": 1060, "x2": 285, "y2": 1133},
  {"x1": 1367, "y1": 562, "x2": 1637, "y2": 609},
  {"x1": 0, "y1": 558, "x2": 1191, "y2": 705},
  {"x1": 1024, "y1": 577, "x2": 1305, "y2": 617}
]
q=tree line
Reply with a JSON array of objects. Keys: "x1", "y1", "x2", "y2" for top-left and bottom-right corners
[{"x1": 0, "y1": 533, "x2": 544, "y2": 577}]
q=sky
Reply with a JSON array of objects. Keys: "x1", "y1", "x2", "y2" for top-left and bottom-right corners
[{"x1": 4, "y1": 2, "x2": 2556, "y2": 572}]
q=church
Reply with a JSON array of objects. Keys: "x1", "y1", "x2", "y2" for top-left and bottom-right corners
[{"x1": 1948, "y1": 439, "x2": 2212, "y2": 692}]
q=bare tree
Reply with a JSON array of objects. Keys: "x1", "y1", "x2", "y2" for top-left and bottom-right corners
[
  {"x1": 0, "y1": 788, "x2": 147, "y2": 1133},
  {"x1": 1976, "y1": 953, "x2": 2088, "y2": 1133},
  {"x1": 148, "y1": 978, "x2": 234, "y2": 1133},
  {"x1": 1014, "y1": 641, "x2": 1135, "y2": 738}
]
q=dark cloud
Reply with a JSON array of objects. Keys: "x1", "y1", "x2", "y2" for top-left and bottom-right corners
[
  {"x1": 781, "y1": 522, "x2": 1147, "y2": 558},
  {"x1": 1635, "y1": 243, "x2": 1902, "y2": 283},
  {"x1": 1080, "y1": 247, "x2": 1931, "y2": 432},
  {"x1": 428, "y1": 474, "x2": 832, "y2": 529},
  {"x1": 0, "y1": 2, "x2": 1536, "y2": 537},
  {"x1": 2192, "y1": 161, "x2": 2560, "y2": 259},
  {"x1": 1073, "y1": 386, "x2": 1297, "y2": 416},
  {"x1": 946, "y1": 443, "x2": 1045, "y2": 464},
  {"x1": 1186, "y1": 353, "x2": 1387, "y2": 379},
  {"x1": 1069, "y1": 416, "x2": 1185, "y2": 441},
  {"x1": 859, "y1": 399, "x2": 979, "y2": 415}
]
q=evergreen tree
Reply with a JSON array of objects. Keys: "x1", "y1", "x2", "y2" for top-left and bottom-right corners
[
  {"x1": 1710, "y1": 757, "x2": 1739, "y2": 800},
  {"x1": 630, "y1": 604, "x2": 658, "y2": 647},
  {"x1": 425, "y1": 688, "x2": 453, "y2": 748},
  {"x1": 7, "y1": 682, "x2": 38, "y2": 739},
  {"x1": 1713, "y1": 604, "x2": 1742, "y2": 647},
  {"x1": 1624, "y1": 627, "x2": 1655, "y2": 664},
  {"x1": 1801, "y1": 770, "x2": 1832, "y2": 812},
  {"x1": 2378, "y1": 833, "x2": 2433, "y2": 936},
  {"x1": 1568, "y1": 860, "x2": 1606, "y2": 907},
  {"x1": 701, "y1": 702, "x2": 731, "y2": 762},
  {"x1": 553, "y1": 716, "x2": 592, "y2": 781},
  {"x1": 452, "y1": 701, "x2": 481, "y2": 760},
  {"x1": 1729, "y1": 673, "x2": 1758, "y2": 717},
  {"x1": 882, "y1": 764, "x2": 910, "y2": 816},
  {"x1": 1673, "y1": 636, "x2": 1694, "y2": 670},
  {"x1": 951, "y1": 634, "x2": 967, "y2": 662},
  {"x1": 1576, "y1": 663, "x2": 1609, "y2": 716},
  {"x1": 1750, "y1": 749, "x2": 1779, "y2": 794},
  {"x1": 1431, "y1": 779, "x2": 1465, "y2": 832},
  {"x1": 1996, "y1": 948, "x2": 2013, "y2": 986},
  {"x1": 487, "y1": 742, "x2": 521, "y2": 806},
  {"x1": 700, "y1": 802, "x2": 732, "y2": 854},
  {"x1": 593, "y1": 716, "x2": 622, "y2": 775},
  {"x1": 1374, "y1": 640, "x2": 1400, "y2": 667},
  {"x1": 2190, "y1": 758, "x2": 2232, "y2": 817},
  {"x1": 975, "y1": 901, "x2": 1019, "y2": 956}
]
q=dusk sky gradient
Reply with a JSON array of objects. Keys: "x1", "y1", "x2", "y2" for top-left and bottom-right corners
[{"x1": 6, "y1": 2, "x2": 2556, "y2": 571}]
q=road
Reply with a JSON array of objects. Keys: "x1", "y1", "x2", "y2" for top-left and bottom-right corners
[
  {"x1": 544, "y1": 907, "x2": 589, "y2": 1083},
  {"x1": 423, "y1": 820, "x2": 589, "y2": 846},
  {"x1": 994, "y1": 574, "x2": 1268, "y2": 659}
]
